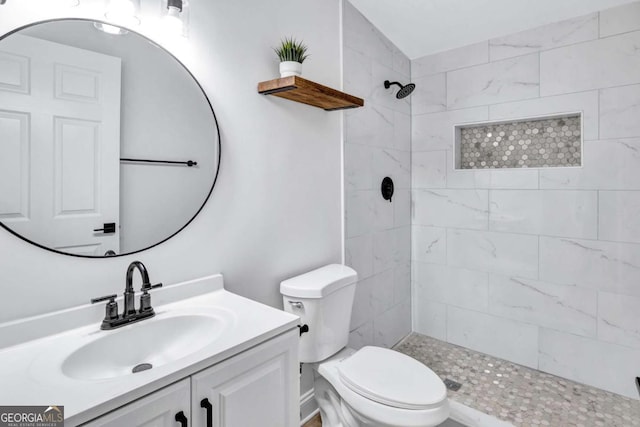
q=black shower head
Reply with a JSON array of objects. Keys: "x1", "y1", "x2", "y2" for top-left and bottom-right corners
[{"x1": 384, "y1": 80, "x2": 416, "y2": 99}]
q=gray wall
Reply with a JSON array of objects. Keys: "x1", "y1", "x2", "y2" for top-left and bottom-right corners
[
  {"x1": 411, "y1": 1, "x2": 640, "y2": 399},
  {"x1": 0, "y1": 0, "x2": 343, "y2": 327},
  {"x1": 343, "y1": 1, "x2": 412, "y2": 350}
]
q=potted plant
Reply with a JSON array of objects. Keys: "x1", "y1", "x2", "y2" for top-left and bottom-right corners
[{"x1": 274, "y1": 37, "x2": 309, "y2": 78}]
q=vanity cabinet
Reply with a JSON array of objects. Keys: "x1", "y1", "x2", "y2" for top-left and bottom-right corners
[
  {"x1": 192, "y1": 329, "x2": 298, "y2": 427},
  {"x1": 83, "y1": 379, "x2": 190, "y2": 426},
  {"x1": 82, "y1": 329, "x2": 299, "y2": 427}
]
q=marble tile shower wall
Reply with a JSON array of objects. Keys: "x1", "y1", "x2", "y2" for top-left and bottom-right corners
[
  {"x1": 343, "y1": 1, "x2": 412, "y2": 350},
  {"x1": 411, "y1": 1, "x2": 640, "y2": 399}
]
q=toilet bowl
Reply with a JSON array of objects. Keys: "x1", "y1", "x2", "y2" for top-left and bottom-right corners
[{"x1": 281, "y1": 264, "x2": 449, "y2": 427}]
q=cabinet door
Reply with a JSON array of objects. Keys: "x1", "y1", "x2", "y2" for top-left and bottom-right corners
[
  {"x1": 83, "y1": 379, "x2": 190, "y2": 427},
  {"x1": 192, "y1": 329, "x2": 299, "y2": 427}
]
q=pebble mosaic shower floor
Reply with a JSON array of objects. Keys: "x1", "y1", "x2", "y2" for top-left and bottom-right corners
[{"x1": 395, "y1": 333, "x2": 640, "y2": 427}]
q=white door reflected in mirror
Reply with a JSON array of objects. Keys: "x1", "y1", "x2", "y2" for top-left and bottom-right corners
[{"x1": 0, "y1": 19, "x2": 220, "y2": 257}]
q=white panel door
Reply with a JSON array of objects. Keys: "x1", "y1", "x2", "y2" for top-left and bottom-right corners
[
  {"x1": 191, "y1": 330, "x2": 299, "y2": 427},
  {"x1": 82, "y1": 379, "x2": 191, "y2": 427},
  {"x1": 0, "y1": 35, "x2": 121, "y2": 256}
]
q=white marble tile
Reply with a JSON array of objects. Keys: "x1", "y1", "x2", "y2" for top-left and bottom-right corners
[
  {"x1": 345, "y1": 105, "x2": 376, "y2": 146},
  {"x1": 369, "y1": 104, "x2": 395, "y2": 148},
  {"x1": 489, "y1": 275, "x2": 597, "y2": 337},
  {"x1": 372, "y1": 269, "x2": 395, "y2": 316},
  {"x1": 372, "y1": 61, "x2": 411, "y2": 114},
  {"x1": 447, "y1": 229, "x2": 539, "y2": 278},
  {"x1": 413, "y1": 107, "x2": 489, "y2": 152},
  {"x1": 392, "y1": 46, "x2": 411, "y2": 78},
  {"x1": 447, "y1": 306, "x2": 539, "y2": 368},
  {"x1": 600, "y1": 84, "x2": 640, "y2": 139},
  {"x1": 343, "y1": 46, "x2": 373, "y2": 100},
  {"x1": 414, "y1": 262, "x2": 489, "y2": 312},
  {"x1": 393, "y1": 112, "x2": 411, "y2": 152},
  {"x1": 539, "y1": 328, "x2": 640, "y2": 399},
  {"x1": 412, "y1": 151, "x2": 447, "y2": 189},
  {"x1": 600, "y1": 1, "x2": 640, "y2": 38},
  {"x1": 489, "y1": 190, "x2": 598, "y2": 239},
  {"x1": 446, "y1": 150, "x2": 540, "y2": 189},
  {"x1": 344, "y1": 143, "x2": 372, "y2": 191},
  {"x1": 539, "y1": 236, "x2": 640, "y2": 297},
  {"x1": 373, "y1": 148, "x2": 410, "y2": 190},
  {"x1": 395, "y1": 226, "x2": 411, "y2": 265},
  {"x1": 412, "y1": 42, "x2": 489, "y2": 78},
  {"x1": 489, "y1": 91, "x2": 599, "y2": 141},
  {"x1": 598, "y1": 291, "x2": 640, "y2": 349},
  {"x1": 393, "y1": 188, "x2": 411, "y2": 227},
  {"x1": 372, "y1": 228, "x2": 398, "y2": 274},
  {"x1": 350, "y1": 276, "x2": 374, "y2": 330},
  {"x1": 372, "y1": 189, "x2": 394, "y2": 231},
  {"x1": 540, "y1": 31, "x2": 640, "y2": 96},
  {"x1": 345, "y1": 191, "x2": 373, "y2": 238},
  {"x1": 373, "y1": 300, "x2": 411, "y2": 348},
  {"x1": 348, "y1": 321, "x2": 374, "y2": 349},
  {"x1": 489, "y1": 13, "x2": 598, "y2": 61},
  {"x1": 343, "y1": 1, "x2": 393, "y2": 66},
  {"x1": 447, "y1": 54, "x2": 539, "y2": 110},
  {"x1": 599, "y1": 191, "x2": 640, "y2": 244},
  {"x1": 393, "y1": 262, "x2": 411, "y2": 304},
  {"x1": 540, "y1": 138, "x2": 640, "y2": 190},
  {"x1": 412, "y1": 73, "x2": 446, "y2": 115},
  {"x1": 412, "y1": 226, "x2": 447, "y2": 264},
  {"x1": 345, "y1": 234, "x2": 373, "y2": 280},
  {"x1": 414, "y1": 189, "x2": 489, "y2": 230},
  {"x1": 346, "y1": 104, "x2": 395, "y2": 148},
  {"x1": 412, "y1": 298, "x2": 447, "y2": 341},
  {"x1": 485, "y1": 168, "x2": 540, "y2": 190}
]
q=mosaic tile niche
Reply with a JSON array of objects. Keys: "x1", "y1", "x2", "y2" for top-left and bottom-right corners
[{"x1": 456, "y1": 114, "x2": 582, "y2": 169}]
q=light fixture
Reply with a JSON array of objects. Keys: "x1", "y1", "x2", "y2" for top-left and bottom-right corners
[
  {"x1": 163, "y1": 0, "x2": 185, "y2": 36},
  {"x1": 93, "y1": 22, "x2": 129, "y2": 35},
  {"x1": 104, "y1": 0, "x2": 140, "y2": 28}
]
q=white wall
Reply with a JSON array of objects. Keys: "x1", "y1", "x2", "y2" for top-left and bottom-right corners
[
  {"x1": 411, "y1": 1, "x2": 640, "y2": 399},
  {"x1": 23, "y1": 21, "x2": 218, "y2": 253},
  {"x1": 342, "y1": 1, "x2": 412, "y2": 350},
  {"x1": 0, "y1": 0, "x2": 343, "y2": 334}
]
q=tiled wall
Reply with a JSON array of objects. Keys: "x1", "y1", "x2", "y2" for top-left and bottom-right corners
[
  {"x1": 343, "y1": 1, "x2": 412, "y2": 350},
  {"x1": 411, "y1": 1, "x2": 640, "y2": 399}
]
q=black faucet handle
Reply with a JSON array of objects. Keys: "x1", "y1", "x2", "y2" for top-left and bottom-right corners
[
  {"x1": 142, "y1": 282, "x2": 163, "y2": 292},
  {"x1": 91, "y1": 294, "x2": 117, "y2": 304}
]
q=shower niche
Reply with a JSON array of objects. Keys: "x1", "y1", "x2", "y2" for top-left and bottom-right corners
[{"x1": 454, "y1": 113, "x2": 583, "y2": 170}]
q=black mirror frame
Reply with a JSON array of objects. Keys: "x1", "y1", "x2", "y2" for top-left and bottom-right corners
[{"x1": 0, "y1": 18, "x2": 222, "y2": 259}]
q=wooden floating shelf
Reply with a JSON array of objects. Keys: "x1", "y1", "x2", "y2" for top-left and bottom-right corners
[{"x1": 258, "y1": 76, "x2": 364, "y2": 111}]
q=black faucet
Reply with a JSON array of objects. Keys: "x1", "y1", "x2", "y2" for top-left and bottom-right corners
[{"x1": 91, "y1": 261, "x2": 163, "y2": 330}]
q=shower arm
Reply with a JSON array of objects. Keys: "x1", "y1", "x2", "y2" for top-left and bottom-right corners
[{"x1": 384, "y1": 80, "x2": 403, "y2": 90}]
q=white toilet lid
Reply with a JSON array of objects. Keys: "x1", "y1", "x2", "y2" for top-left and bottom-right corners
[{"x1": 337, "y1": 346, "x2": 447, "y2": 410}]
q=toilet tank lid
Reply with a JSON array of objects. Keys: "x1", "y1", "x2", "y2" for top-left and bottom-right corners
[{"x1": 280, "y1": 264, "x2": 358, "y2": 298}]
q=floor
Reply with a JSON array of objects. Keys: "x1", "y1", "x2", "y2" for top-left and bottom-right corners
[{"x1": 395, "y1": 333, "x2": 640, "y2": 427}]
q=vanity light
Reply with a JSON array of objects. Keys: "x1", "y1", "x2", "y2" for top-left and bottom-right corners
[
  {"x1": 164, "y1": 0, "x2": 184, "y2": 36},
  {"x1": 104, "y1": 0, "x2": 140, "y2": 28},
  {"x1": 93, "y1": 22, "x2": 128, "y2": 35}
]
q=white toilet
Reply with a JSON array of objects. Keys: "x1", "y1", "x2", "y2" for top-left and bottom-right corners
[{"x1": 281, "y1": 264, "x2": 449, "y2": 427}]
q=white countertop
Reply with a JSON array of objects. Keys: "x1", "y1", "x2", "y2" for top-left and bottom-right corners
[{"x1": 0, "y1": 275, "x2": 299, "y2": 426}]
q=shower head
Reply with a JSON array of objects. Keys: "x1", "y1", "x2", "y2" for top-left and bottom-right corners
[{"x1": 384, "y1": 80, "x2": 416, "y2": 99}]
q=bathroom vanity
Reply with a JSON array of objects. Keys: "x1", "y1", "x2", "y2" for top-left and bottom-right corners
[{"x1": 0, "y1": 275, "x2": 300, "y2": 426}]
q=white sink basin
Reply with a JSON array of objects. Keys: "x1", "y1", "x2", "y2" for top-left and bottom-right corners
[{"x1": 62, "y1": 314, "x2": 227, "y2": 380}]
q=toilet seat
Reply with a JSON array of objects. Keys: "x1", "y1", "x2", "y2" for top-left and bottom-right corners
[
  {"x1": 317, "y1": 347, "x2": 450, "y2": 427},
  {"x1": 337, "y1": 346, "x2": 447, "y2": 410}
]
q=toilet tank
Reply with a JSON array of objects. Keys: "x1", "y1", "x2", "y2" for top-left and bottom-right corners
[{"x1": 280, "y1": 264, "x2": 357, "y2": 363}]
